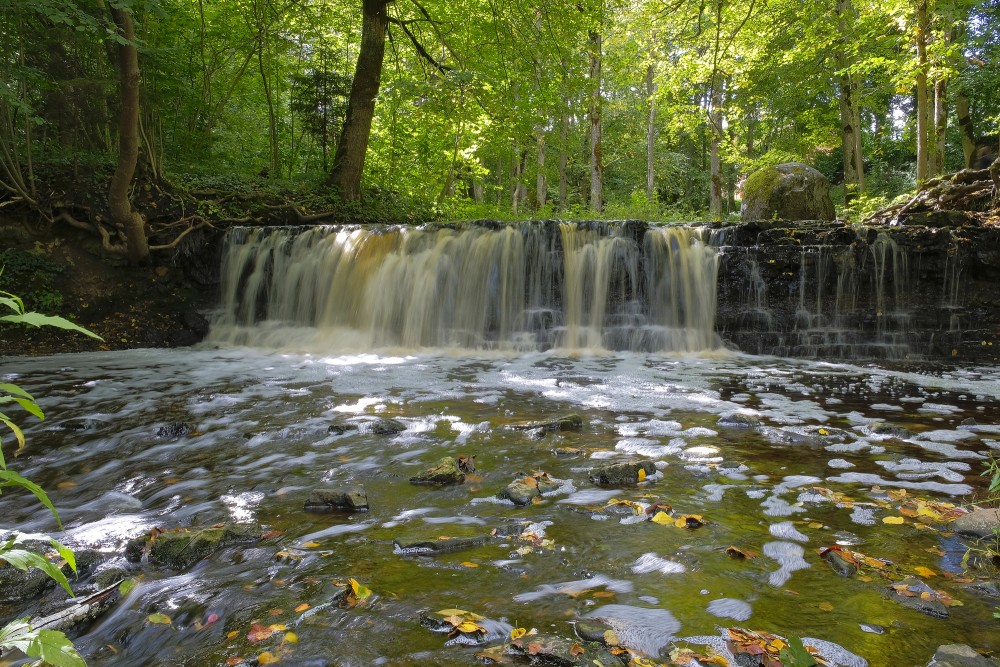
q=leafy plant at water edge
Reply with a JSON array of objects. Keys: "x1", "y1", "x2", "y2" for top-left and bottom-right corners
[{"x1": 0, "y1": 289, "x2": 99, "y2": 667}]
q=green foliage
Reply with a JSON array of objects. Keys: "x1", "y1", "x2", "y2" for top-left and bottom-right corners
[
  {"x1": 0, "y1": 619, "x2": 85, "y2": 667},
  {"x1": 0, "y1": 250, "x2": 66, "y2": 313},
  {"x1": 778, "y1": 636, "x2": 818, "y2": 667}
]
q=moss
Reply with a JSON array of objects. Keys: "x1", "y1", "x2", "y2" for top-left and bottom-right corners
[{"x1": 742, "y1": 166, "x2": 781, "y2": 204}]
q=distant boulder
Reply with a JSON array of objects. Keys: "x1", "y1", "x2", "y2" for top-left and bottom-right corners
[{"x1": 741, "y1": 162, "x2": 836, "y2": 223}]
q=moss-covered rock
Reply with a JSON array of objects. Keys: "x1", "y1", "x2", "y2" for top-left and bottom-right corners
[
  {"x1": 409, "y1": 456, "x2": 466, "y2": 486},
  {"x1": 125, "y1": 524, "x2": 261, "y2": 570},
  {"x1": 741, "y1": 162, "x2": 836, "y2": 224}
]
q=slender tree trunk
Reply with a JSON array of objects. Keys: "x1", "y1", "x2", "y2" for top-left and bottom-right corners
[
  {"x1": 646, "y1": 62, "x2": 656, "y2": 205},
  {"x1": 588, "y1": 30, "x2": 603, "y2": 213},
  {"x1": 915, "y1": 0, "x2": 930, "y2": 182},
  {"x1": 558, "y1": 109, "x2": 569, "y2": 211},
  {"x1": 932, "y1": 77, "x2": 947, "y2": 176},
  {"x1": 257, "y1": 43, "x2": 280, "y2": 176},
  {"x1": 327, "y1": 0, "x2": 389, "y2": 201},
  {"x1": 709, "y1": 88, "x2": 723, "y2": 220},
  {"x1": 956, "y1": 90, "x2": 975, "y2": 167},
  {"x1": 511, "y1": 147, "x2": 527, "y2": 214},
  {"x1": 837, "y1": 0, "x2": 865, "y2": 204},
  {"x1": 535, "y1": 128, "x2": 546, "y2": 209},
  {"x1": 108, "y1": 7, "x2": 149, "y2": 263}
]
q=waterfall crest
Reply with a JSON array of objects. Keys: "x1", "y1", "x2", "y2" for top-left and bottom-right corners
[{"x1": 209, "y1": 222, "x2": 722, "y2": 353}]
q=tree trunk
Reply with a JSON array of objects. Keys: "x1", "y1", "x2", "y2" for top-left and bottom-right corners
[
  {"x1": 588, "y1": 30, "x2": 603, "y2": 213},
  {"x1": 511, "y1": 147, "x2": 527, "y2": 215},
  {"x1": 646, "y1": 62, "x2": 656, "y2": 205},
  {"x1": 932, "y1": 77, "x2": 947, "y2": 176},
  {"x1": 558, "y1": 109, "x2": 569, "y2": 211},
  {"x1": 957, "y1": 90, "x2": 975, "y2": 168},
  {"x1": 258, "y1": 43, "x2": 280, "y2": 176},
  {"x1": 108, "y1": 7, "x2": 149, "y2": 264},
  {"x1": 709, "y1": 88, "x2": 723, "y2": 220},
  {"x1": 535, "y1": 128, "x2": 546, "y2": 209},
  {"x1": 915, "y1": 0, "x2": 930, "y2": 182},
  {"x1": 327, "y1": 0, "x2": 389, "y2": 201},
  {"x1": 837, "y1": 0, "x2": 865, "y2": 204}
]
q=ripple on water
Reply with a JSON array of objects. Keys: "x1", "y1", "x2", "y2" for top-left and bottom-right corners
[
  {"x1": 631, "y1": 553, "x2": 686, "y2": 575},
  {"x1": 763, "y1": 541, "x2": 810, "y2": 586},
  {"x1": 769, "y1": 521, "x2": 808, "y2": 542},
  {"x1": 513, "y1": 576, "x2": 633, "y2": 602},
  {"x1": 583, "y1": 604, "x2": 680, "y2": 657},
  {"x1": 706, "y1": 598, "x2": 752, "y2": 622}
]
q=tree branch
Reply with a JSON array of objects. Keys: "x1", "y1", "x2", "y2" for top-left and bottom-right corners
[{"x1": 387, "y1": 17, "x2": 451, "y2": 74}]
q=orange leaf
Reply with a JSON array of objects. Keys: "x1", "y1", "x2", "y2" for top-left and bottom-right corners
[
  {"x1": 294, "y1": 603, "x2": 310, "y2": 613},
  {"x1": 570, "y1": 643, "x2": 585, "y2": 656}
]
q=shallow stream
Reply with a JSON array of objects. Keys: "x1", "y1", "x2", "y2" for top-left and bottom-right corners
[{"x1": 2, "y1": 347, "x2": 999, "y2": 666}]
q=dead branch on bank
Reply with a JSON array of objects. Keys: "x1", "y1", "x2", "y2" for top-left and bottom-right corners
[{"x1": 865, "y1": 158, "x2": 999, "y2": 226}]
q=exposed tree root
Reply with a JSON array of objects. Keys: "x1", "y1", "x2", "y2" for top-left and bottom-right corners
[{"x1": 864, "y1": 159, "x2": 999, "y2": 227}]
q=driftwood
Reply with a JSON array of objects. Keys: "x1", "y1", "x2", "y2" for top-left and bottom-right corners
[
  {"x1": 864, "y1": 158, "x2": 999, "y2": 226},
  {"x1": 29, "y1": 579, "x2": 124, "y2": 634}
]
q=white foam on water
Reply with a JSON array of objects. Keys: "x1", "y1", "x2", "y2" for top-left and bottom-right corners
[
  {"x1": 827, "y1": 472, "x2": 973, "y2": 496},
  {"x1": 827, "y1": 458, "x2": 855, "y2": 469},
  {"x1": 703, "y1": 484, "x2": 737, "y2": 502},
  {"x1": 870, "y1": 403, "x2": 903, "y2": 411},
  {"x1": 850, "y1": 506, "x2": 877, "y2": 525},
  {"x1": 631, "y1": 553, "x2": 686, "y2": 575},
  {"x1": 769, "y1": 521, "x2": 809, "y2": 542},
  {"x1": 763, "y1": 541, "x2": 810, "y2": 586}
]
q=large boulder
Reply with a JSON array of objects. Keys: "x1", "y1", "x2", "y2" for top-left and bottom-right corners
[{"x1": 741, "y1": 162, "x2": 836, "y2": 223}]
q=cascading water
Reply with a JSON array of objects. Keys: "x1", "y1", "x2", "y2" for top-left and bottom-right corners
[{"x1": 209, "y1": 221, "x2": 722, "y2": 353}]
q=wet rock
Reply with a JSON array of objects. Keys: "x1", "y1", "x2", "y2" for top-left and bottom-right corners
[
  {"x1": 959, "y1": 417, "x2": 978, "y2": 428},
  {"x1": 409, "y1": 457, "x2": 465, "y2": 486},
  {"x1": 393, "y1": 535, "x2": 490, "y2": 556},
  {"x1": 125, "y1": 524, "x2": 261, "y2": 570},
  {"x1": 717, "y1": 412, "x2": 762, "y2": 429},
  {"x1": 886, "y1": 577, "x2": 949, "y2": 618},
  {"x1": 821, "y1": 549, "x2": 858, "y2": 577},
  {"x1": 588, "y1": 461, "x2": 656, "y2": 487},
  {"x1": 951, "y1": 508, "x2": 1000, "y2": 539},
  {"x1": 961, "y1": 580, "x2": 1000, "y2": 601},
  {"x1": 508, "y1": 633, "x2": 622, "y2": 666},
  {"x1": 928, "y1": 644, "x2": 1000, "y2": 667},
  {"x1": 155, "y1": 422, "x2": 192, "y2": 438},
  {"x1": 511, "y1": 414, "x2": 583, "y2": 434},
  {"x1": 869, "y1": 422, "x2": 913, "y2": 438},
  {"x1": 498, "y1": 474, "x2": 561, "y2": 505},
  {"x1": 328, "y1": 416, "x2": 406, "y2": 436},
  {"x1": 552, "y1": 447, "x2": 583, "y2": 458},
  {"x1": 304, "y1": 486, "x2": 369, "y2": 512},
  {"x1": 61, "y1": 417, "x2": 108, "y2": 432},
  {"x1": 0, "y1": 546, "x2": 101, "y2": 606},
  {"x1": 740, "y1": 162, "x2": 836, "y2": 223}
]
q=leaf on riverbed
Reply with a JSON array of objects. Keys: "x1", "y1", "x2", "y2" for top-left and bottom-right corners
[
  {"x1": 146, "y1": 613, "x2": 171, "y2": 625},
  {"x1": 475, "y1": 645, "x2": 513, "y2": 664},
  {"x1": 461, "y1": 561, "x2": 479, "y2": 568},
  {"x1": 294, "y1": 603, "x2": 310, "y2": 613},
  {"x1": 346, "y1": 578, "x2": 372, "y2": 604},
  {"x1": 914, "y1": 566, "x2": 937, "y2": 577},
  {"x1": 650, "y1": 511, "x2": 673, "y2": 525},
  {"x1": 726, "y1": 546, "x2": 758, "y2": 560},
  {"x1": 637, "y1": 468, "x2": 647, "y2": 482},
  {"x1": 257, "y1": 651, "x2": 280, "y2": 664},
  {"x1": 645, "y1": 501, "x2": 673, "y2": 516},
  {"x1": 808, "y1": 487, "x2": 856, "y2": 507},
  {"x1": 726, "y1": 628, "x2": 829, "y2": 667},
  {"x1": 818, "y1": 545, "x2": 896, "y2": 577},
  {"x1": 569, "y1": 642, "x2": 585, "y2": 656},
  {"x1": 899, "y1": 498, "x2": 969, "y2": 524},
  {"x1": 882, "y1": 516, "x2": 905, "y2": 525},
  {"x1": 890, "y1": 582, "x2": 962, "y2": 607},
  {"x1": 674, "y1": 514, "x2": 705, "y2": 529},
  {"x1": 669, "y1": 646, "x2": 730, "y2": 665},
  {"x1": 604, "y1": 499, "x2": 646, "y2": 514},
  {"x1": 247, "y1": 623, "x2": 287, "y2": 643}
]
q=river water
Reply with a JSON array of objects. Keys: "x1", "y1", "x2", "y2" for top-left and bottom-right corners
[{"x1": 2, "y1": 346, "x2": 999, "y2": 666}]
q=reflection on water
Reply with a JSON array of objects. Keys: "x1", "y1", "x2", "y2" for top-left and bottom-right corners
[{"x1": 0, "y1": 347, "x2": 998, "y2": 666}]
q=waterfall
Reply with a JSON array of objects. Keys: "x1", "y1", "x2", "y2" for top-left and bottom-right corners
[{"x1": 209, "y1": 222, "x2": 723, "y2": 353}]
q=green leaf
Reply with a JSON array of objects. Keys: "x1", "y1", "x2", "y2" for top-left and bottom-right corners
[
  {"x1": 0, "y1": 416, "x2": 25, "y2": 459},
  {"x1": 778, "y1": 636, "x2": 818, "y2": 667},
  {"x1": 0, "y1": 620, "x2": 85, "y2": 667},
  {"x1": 118, "y1": 578, "x2": 138, "y2": 596},
  {"x1": 12, "y1": 397, "x2": 44, "y2": 420},
  {"x1": 0, "y1": 470, "x2": 61, "y2": 527},
  {"x1": 147, "y1": 612, "x2": 172, "y2": 624},
  {"x1": 0, "y1": 312, "x2": 102, "y2": 340},
  {"x1": 0, "y1": 383, "x2": 34, "y2": 400},
  {"x1": 0, "y1": 549, "x2": 74, "y2": 597},
  {"x1": 0, "y1": 296, "x2": 24, "y2": 314}
]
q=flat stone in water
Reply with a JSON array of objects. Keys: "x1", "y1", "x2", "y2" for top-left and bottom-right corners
[
  {"x1": 588, "y1": 461, "x2": 656, "y2": 487},
  {"x1": 950, "y1": 508, "x2": 1000, "y2": 539},
  {"x1": 304, "y1": 486, "x2": 369, "y2": 512},
  {"x1": 928, "y1": 643, "x2": 1000, "y2": 667}
]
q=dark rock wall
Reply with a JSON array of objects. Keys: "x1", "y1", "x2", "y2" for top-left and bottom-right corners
[{"x1": 712, "y1": 221, "x2": 1000, "y2": 362}]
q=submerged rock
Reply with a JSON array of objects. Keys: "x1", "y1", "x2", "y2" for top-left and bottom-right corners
[
  {"x1": 868, "y1": 422, "x2": 913, "y2": 438},
  {"x1": 717, "y1": 412, "x2": 762, "y2": 429},
  {"x1": 951, "y1": 508, "x2": 1000, "y2": 539},
  {"x1": 927, "y1": 644, "x2": 1000, "y2": 667},
  {"x1": 155, "y1": 422, "x2": 192, "y2": 438},
  {"x1": 328, "y1": 416, "x2": 406, "y2": 436},
  {"x1": 125, "y1": 524, "x2": 261, "y2": 570},
  {"x1": 393, "y1": 535, "x2": 490, "y2": 556},
  {"x1": 740, "y1": 162, "x2": 835, "y2": 223},
  {"x1": 510, "y1": 414, "x2": 583, "y2": 434},
  {"x1": 409, "y1": 456, "x2": 466, "y2": 486},
  {"x1": 507, "y1": 632, "x2": 622, "y2": 666},
  {"x1": 588, "y1": 461, "x2": 656, "y2": 487},
  {"x1": 886, "y1": 577, "x2": 949, "y2": 618},
  {"x1": 820, "y1": 549, "x2": 858, "y2": 578},
  {"x1": 0, "y1": 547, "x2": 100, "y2": 606},
  {"x1": 304, "y1": 486, "x2": 369, "y2": 512},
  {"x1": 498, "y1": 473, "x2": 561, "y2": 505}
]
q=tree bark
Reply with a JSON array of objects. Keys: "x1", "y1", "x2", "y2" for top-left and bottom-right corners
[
  {"x1": 588, "y1": 30, "x2": 603, "y2": 213},
  {"x1": 932, "y1": 77, "x2": 947, "y2": 176},
  {"x1": 535, "y1": 128, "x2": 546, "y2": 210},
  {"x1": 915, "y1": 0, "x2": 930, "y2": 182},
  {"x1": 709, "y1": 87, "x2": 723, "y2": 220},
  {"x1": 558, "y1": 108, "x2": 569, "y2": 211},
  {"x1": 956, "y1": 90, "x2": 975, "y2": 168},
  {"x1": 108, "y1": 7, "x2": 149, "y2": 264},
  {"x1": 837, "y1": 0, "x2": 865, "y2": 204},
  {"x1": 646, "y1": 62, "x2": 657, "y2": 205},
  {"x1": 327, "y1": 0, "x2": 390, "y2": 201}
]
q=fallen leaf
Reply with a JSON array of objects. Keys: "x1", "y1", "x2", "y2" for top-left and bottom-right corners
[
  {"x1": 914, "y1": 566, "x2": 937, "y2": 577},
  {"x1": 226, "y1": 658, "x2": 243, "y2": 666},
  {"x1": 227, "y1": 630, "x2": 239, "y2": 639},
  {"x1": 650, "y1": 511, "x2": 673, "y2": 525},
  {"x1": 257, "y1": 651, "x2": 280, "y2": 664},
  {"x1": 262, "y1": 530, "x2": 283, "y2": 539},
  {"x1": 808, "y1": 522, "x2": 824, "y2": 529},
  {"x1": 294, "y1": 603, "x2": 310, "y2": 613},
  {"x1": 592, "y1": 591, "x2": 616, "y2": 598},
  {"x1": 283, "y1": 632, "x2": 298, "y2": 644},
  {"x1": 56, "y1": 481, "x2": 76, "y2": 490},
  {"x1": 268, "y1": 609, "x2": 283, "y2": 616},
  {"x1": 147, "y1": 613, "x2": 171, "y2": 625},
  {"x1": 349, "y1": 578, "x2": 372, "y2": 601},
  {"x1": 569, "y1": 643, "x2": 585, "y2": 656},
  {"x1": 302, "y1": 541, "x2": 321, "y2": 548},
  {"x1": 818, "y1": 602, "x2": 834, "y2": 611},
  {"x1": 603, "y1": 629, "x2": 620, "y2": 646},
  {"x1": 461, "y1": 561, "x2": 479, "y2": 568},
  {"x1": 882, "y1": 516, "x2": 905, "y2": 525},
  {"x1": 511, "y1": 627, "x2": 527, "y2": 640},
  {"x1": 637, "y1": 468, "x2": 647, "y2": 482},
  {"x1": 726, "y1": 546, "x2": 758, "y2": 560},
  {"x1": 674, "y1": 514, "x2": 705, "y2": 529}
]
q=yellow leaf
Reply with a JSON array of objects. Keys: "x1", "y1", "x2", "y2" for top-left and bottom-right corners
[
  {"x1": 511, "y1": 627, "x2": 527, "y2": 639},
  {"x1": 650, "y1": 511, "x2": 672, "y2": 525},
  {"x1": 603, "y1": 629, "x2": 619, "y2": 646},
  {"x1": 456, "y1": 621, "x2": 485, "y2": 634},
  {"x1": 914, "y1": 566, "x2": 937, "y2": 577},
  {"x1": 817, "y1": 428, "x2": 829, "y2": 435},
  {"x1": 460, "y1": 561, "x2": 479, "y2": 568},
  {"x1": 258, "y1": 651, "x2": 280, "y2": 665},
  {"x1": 637, "y1": 468, "x2": 647, "y2": 482},
  {"x1": 303, "y1": 541, "x2": 321, "y2": 548},
  {"x1": 349, "y1": 578, "x2": 372, "y2": 600},
  {"x1": 283, "y1": 632, "x2": 298, "y2": 644},
  {"x1": 808, "y1": 522, "x2": 824, "y2": 529},
  {"x1": 882, "y1": 516, "x2": 905, "y2": 525},
  {"x1": 818, "y1": 601, "x2": 834, "y2": 611},
  {"x1": 227, "y1": 630, "x2": 239, "y2": 639},
  {"x1": 147, "y1": 613, "x2": 171, "y2": 625}
]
